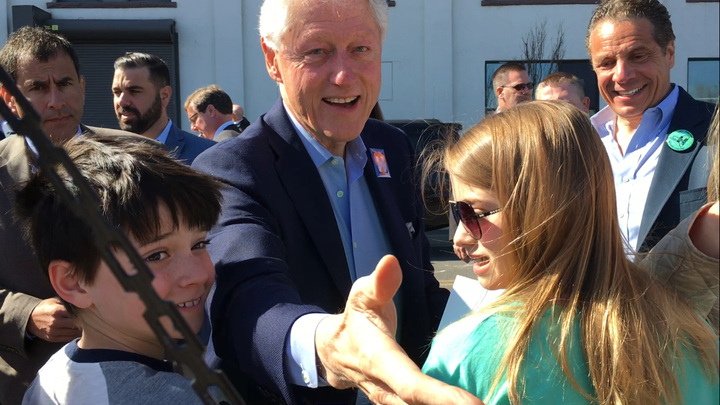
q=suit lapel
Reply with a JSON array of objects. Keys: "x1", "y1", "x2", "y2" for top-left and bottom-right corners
[
  {"x1": 637, "y1": 88, "x2": 706, "y2": 249},
  {"x1": 164, "y1": 124, "x2": 186, "y2": 159},
  {"x1": 362, "y1": 146, "x2": 416, "y2": 268},
  {"x1": 265, "y1": 100, "x2": 352, "y2": 296},
  {"x1": 0, "y1": 137, "x2": 32, "y2": 227}
]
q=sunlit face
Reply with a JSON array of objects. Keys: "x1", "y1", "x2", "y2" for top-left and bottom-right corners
[
  {"x1": 535, "y1": 83, "x2": 590, "y2": 113},
  {"x1": 186, "y1": 105, "x2": 211, "y2": 139},
  {"x1": 112, "y1": 67, "x2": 165, "y2": 135},
  {"x1": 262, "y1": 0, "x2": 382, "y2": 156},
  {"x1": 589, "y1": 19, "x2": 674, "y2": 122},
  {"x1": 451, "y1": 176, "x2": 511, "y2": 290},
  {"x1": 497, "y1": 70, "x2": 532, "y2": 111},
  {"x1": 79, "y1": 205, "x2": 214, "y2": 343},
  {"x1": 3, "y1": 54, "x2": 85, "y2": 143}
]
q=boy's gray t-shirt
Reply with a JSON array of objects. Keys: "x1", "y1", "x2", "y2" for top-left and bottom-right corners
[{"x1": 22, "y1": 340, "x2": 204, "y2": 405}]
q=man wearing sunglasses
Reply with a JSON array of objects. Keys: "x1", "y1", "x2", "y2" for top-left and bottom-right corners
[{"x1": 492, "y1": 62, "x2": 533, "y2": 113}]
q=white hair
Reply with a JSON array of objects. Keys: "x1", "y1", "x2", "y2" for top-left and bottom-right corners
[{"x1": 259, "y1": 0, "x2": 389, "y2": 50}]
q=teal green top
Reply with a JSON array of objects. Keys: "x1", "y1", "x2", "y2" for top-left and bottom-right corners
[{"x1": 422, "y1": 309, "x2": 719, "y2": 405}]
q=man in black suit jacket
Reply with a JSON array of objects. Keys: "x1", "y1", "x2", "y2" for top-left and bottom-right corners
[
  {"x1": 185, "y1": 84, "x2": 244, "y2": 142},
  {"x1": 587, "y1": 0, "x2": 714, "y2": 252},
  {"x1": 192, "y1": 1, "x2": 481, "y2": 405},
  {"x1": 112, "y1": 52, "x2": 215, "y2": 164}
]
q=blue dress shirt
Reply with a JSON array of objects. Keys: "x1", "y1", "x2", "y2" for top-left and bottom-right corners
[
  {"x1": 282, "y1": 103, "x2": 394, "y2": 391},
  {"x1": 591, "y1": 85, "x2": 679, "y2": 252},
  {"x1": 156, "y1": 119, "x2": 173, "y2": 145}
]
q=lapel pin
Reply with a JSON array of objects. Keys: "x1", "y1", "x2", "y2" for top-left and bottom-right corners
[
  {"x1": 666, "y1": 130, "x2": 694, "y2": 152},
  {"x1": 370, "y1": 148, "x2": 391, "y2": 178}
]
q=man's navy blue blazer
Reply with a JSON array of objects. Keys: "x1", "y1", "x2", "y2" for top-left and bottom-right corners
[
  {"x1": 636, "y1": 86, "x2": 714, "y2": 252},
  {"x1": 165, "y1": 122, "x2": 216, "y2": 164},
  {"x1": 192, "y1": 99, "x2": 449, "y2": 405}
]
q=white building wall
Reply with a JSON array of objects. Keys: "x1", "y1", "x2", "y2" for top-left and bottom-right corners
[{"x1": 0, "y1": 0, "x2": 718, "y2": 130}]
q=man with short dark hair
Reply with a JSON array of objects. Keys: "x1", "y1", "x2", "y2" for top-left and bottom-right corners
[
  {"x1": 492, "y1": 62, "x2": 533, "y2": 112},
  {"x1": 0, "y1": 26, "x2": 133, "y2": 405},
  {"x1": 184, "y1": 85, "x2": 243, "y2": 141},
  {"x1": 535, "y1": 72, "x2": 590, "y2": 114},
  {"x1": 112, "y1": 52, "x2": 215, "y2": 163},
  {"x1": 587, "y1": 0, "x2": 714, "y2": 252}
]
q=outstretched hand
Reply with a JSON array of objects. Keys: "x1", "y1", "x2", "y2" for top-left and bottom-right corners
[{"x1": 315, "y1": 255, "x2": 484, "y2": 405}]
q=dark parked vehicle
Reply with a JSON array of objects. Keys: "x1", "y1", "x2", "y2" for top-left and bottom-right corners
[{"x1": 386, "y1": 119, "x2": 462, "y2": 231}]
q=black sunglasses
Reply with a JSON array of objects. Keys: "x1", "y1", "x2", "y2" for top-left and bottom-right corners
[
  {"x1": 502, "y1": 82, "x2": 534, "y2": 92},
  {"x1": 449, "y1": 200, "x2": 502, "y2": 240}
]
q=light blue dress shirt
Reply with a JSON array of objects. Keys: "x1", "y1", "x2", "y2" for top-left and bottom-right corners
[
  {"x1": 213, "y1": 121, "x2": 235, "y2": 139},
  {"x1": 155, "y1": 119, "x2": 173, "y2": 145},
  {"x1": 282, "y1": 104, "x2": 394, "y2": 392},
  {"x1": 591, "y1": 85, "x2": 679, "y2": 252}
]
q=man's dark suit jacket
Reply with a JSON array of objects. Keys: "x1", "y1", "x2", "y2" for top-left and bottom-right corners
[
  {"x1": 214, "y1": 122, "x2": 243, "y2": 142},
  {"x1": 165, "y1": 122, "x2": 216, "y2": 164},
  {"x1": 637, "y1": 87, "x2": 714, "y2": 252},
  {"x1": 192, "y1": 99, "x2": 449, "y2": 405},
  {"x1": 0, "y1": 125, "x2": 137, "y2": 405}
]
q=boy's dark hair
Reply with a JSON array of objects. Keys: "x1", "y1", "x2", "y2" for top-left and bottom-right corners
[
  {"x1": 185, "y1": 84, "x2": 234, "y2": 115},
  {"x1": 14, "y1": 135, "x2": 222, "y2": 315},
  {"x1": 0, "y1": 26, "x2": 81, "y2": 83},
  {"x1": 114, "y1": 52, "x2": 171, "y2": 89}
]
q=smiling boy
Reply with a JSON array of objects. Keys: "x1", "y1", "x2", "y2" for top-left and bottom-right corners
[{"x1": 14, "y1": 135, "x2": 221, "y2": 405}]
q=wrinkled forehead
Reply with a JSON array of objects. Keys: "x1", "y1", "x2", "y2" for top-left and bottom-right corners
[
  {"x1": 504, "y1": 70, "x2": 529, "y2": 85},
  {"x1": 281, "y1": 0, "x2": 381, "y2": 46},
  {"x1": 16, "y1": 52, "x2": 79, "y2": 80}
]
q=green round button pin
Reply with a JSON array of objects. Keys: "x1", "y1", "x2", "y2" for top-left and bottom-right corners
[{"x1": 666, "y1": 130, "x2": 694, "y2": 152}]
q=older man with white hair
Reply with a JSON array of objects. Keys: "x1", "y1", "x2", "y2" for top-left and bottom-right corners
[{"x1": 192, "y1": 1, "x2": 482, "y2": 405}]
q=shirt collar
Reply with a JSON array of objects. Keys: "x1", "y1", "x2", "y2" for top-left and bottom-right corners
[
  {"x1": 155, "y1": 119, "x2": 173, "y2": 145},
  {"x1": 282, "y1": 101, "x2": 367, "y2": 168},
  {"x1": 25, "y1": 124, "x2": 83, "y2": 156},
  {"x1": 214, "y1": 120, "x2": 235, "y2": 138},
  {"x1": 591, "y1": 84, "x2": 679, "y2": 142}
]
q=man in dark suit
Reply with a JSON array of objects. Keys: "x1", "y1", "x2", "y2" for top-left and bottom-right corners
[
  {"x1": 587, "y1": 0, "x2": 714, "y2": 252},
  {"x1": 0, "y1": 27, "x2": 138, "y2": 405},
  {"x1": 184, "y1": 85, "x2": 244, "y2": 142},
  {"x1": 112, "y1": 52, "x2": 215, "y2": 164},
  {"x1": 192, "y1": 1, "x2": 482, "y2": 405}
]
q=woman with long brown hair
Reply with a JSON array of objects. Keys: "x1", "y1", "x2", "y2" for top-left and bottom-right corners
[{"x1": 422, "y1": 101, "x2": 718, "y2": 404}]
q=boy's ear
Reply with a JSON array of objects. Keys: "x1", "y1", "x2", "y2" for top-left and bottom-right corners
[{"x1": 48, "y1": 260, "x2": 91, "y2": 309}]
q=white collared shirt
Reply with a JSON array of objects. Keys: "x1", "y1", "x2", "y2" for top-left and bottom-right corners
[{"x1": 590, "y1": 85, "x2": 679, "y2": 251}]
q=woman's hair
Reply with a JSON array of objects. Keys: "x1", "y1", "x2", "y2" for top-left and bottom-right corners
[
  {"x1": 707, "y1": 101, "x2": 719, "y2": 203},
  {"x1": 430, "y1": 101, "x2": 718, "y2": 404}
]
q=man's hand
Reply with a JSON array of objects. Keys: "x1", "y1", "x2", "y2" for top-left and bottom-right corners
[
  {"x1": 315, "y1": 255, "x2": 484, "y2": 405},
  {"x1": 27, "y1": 297, "x2": 81, "y2": 342}
]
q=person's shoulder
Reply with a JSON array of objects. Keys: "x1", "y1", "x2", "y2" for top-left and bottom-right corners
[
  {"x1": 677, "y1": 87, "x2": 715, "y2": 119},
  {"x1": 99, "y1": 362, "x2": 204, "y2": 405},
  {"x1": 0, "y1": 134, "x2": 27, "y2": 164},
  {"x1": 84, "y1": 125, "x2": 133, "y2": 137},
  {"x1": 363, "y1": 119, "x2": 408, "y2": 141}
]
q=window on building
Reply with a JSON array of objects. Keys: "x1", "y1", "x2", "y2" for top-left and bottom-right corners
[
  {"x1": 688, "y1": 58, "x2": 719, "y2": 103},
  {"x1": 485, "y1": 60, "x2": 599, "y2": 115},
  {"x1": 56, "y1": 0, "x2": 172, "y2": 2}
]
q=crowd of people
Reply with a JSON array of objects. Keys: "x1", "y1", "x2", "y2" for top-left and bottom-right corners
[{"x1": 0, "y1": 0, "x2": 718, "y2": 404}]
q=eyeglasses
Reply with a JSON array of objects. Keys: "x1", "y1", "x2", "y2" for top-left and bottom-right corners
[
  {"x1": 502, "y1": 82, "x2": 534, "y2": 92},
  {"x1": 189, "y1": 112, "x2": 199, "y2": 124},
  {"x1": 449, "y1": 200, "x2": 502, "y2": 240}
]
